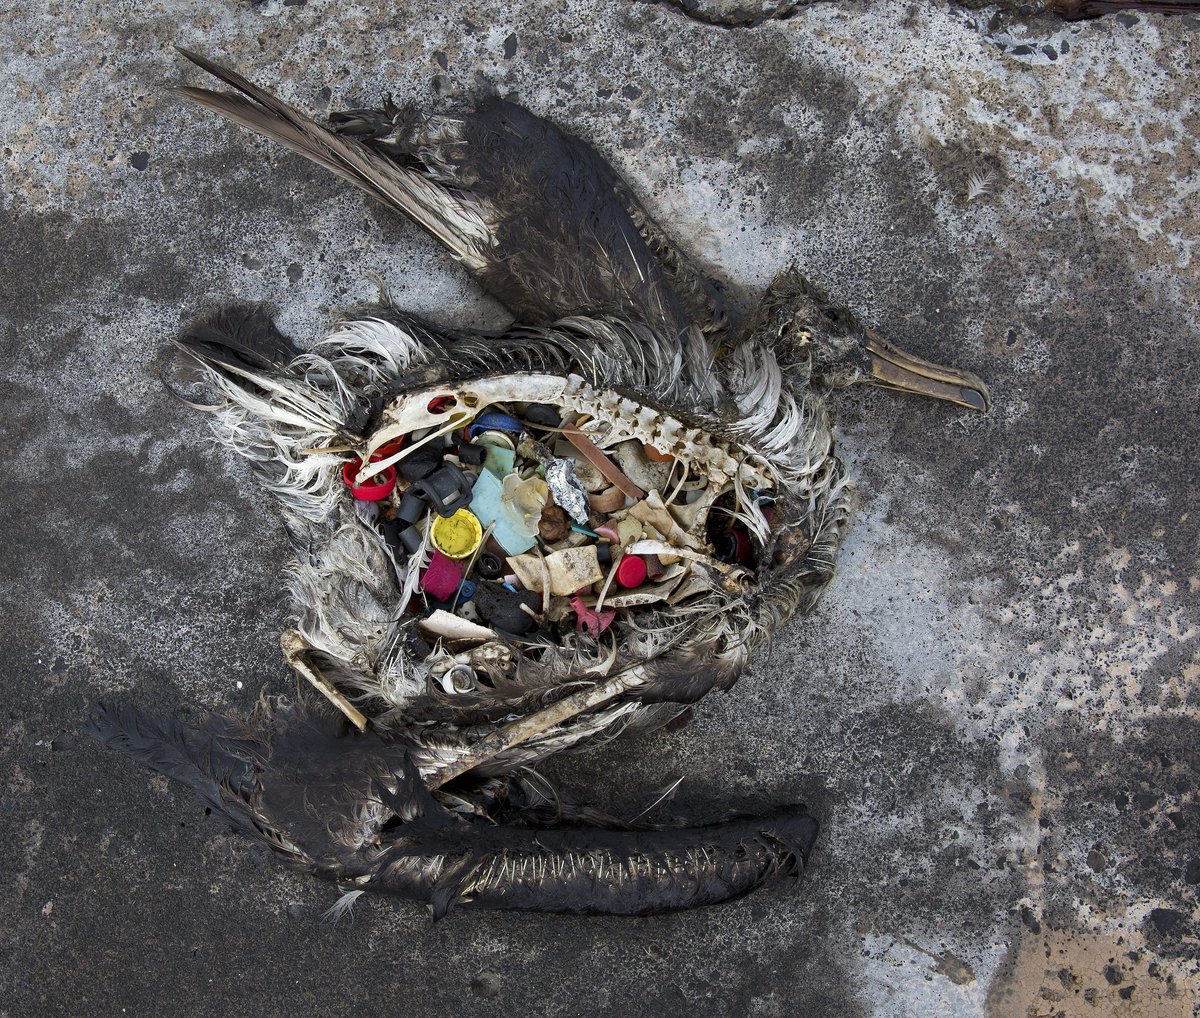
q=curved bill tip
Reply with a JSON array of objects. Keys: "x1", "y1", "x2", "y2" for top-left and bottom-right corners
[{"x1": 863, "y1": 330, "x2": 991, "y2": 413}]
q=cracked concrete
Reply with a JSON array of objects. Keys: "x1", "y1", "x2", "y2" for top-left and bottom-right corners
[{"x1": 2, "y1": 1, "x2": 1197, "y2": 1015}]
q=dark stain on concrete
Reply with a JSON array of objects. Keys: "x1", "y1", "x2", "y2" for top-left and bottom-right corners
[{"x1": 3, "y1": 3, "x2": 1198, "y2": 1016}]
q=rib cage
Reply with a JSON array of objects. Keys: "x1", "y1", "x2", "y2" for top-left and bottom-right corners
[{"x1": 175, "y1": 304, "x2": 853, "y2": 777}]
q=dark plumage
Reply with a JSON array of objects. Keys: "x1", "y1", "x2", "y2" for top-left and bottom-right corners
[
  {"x1": 332, "y1": 93, "x2": 728, "y2": 341},
  {"x1": 86, "y1": 700, "x2": 816, "y2": 918},
  {"x1": 179, "y1": 48, "x2": 723, "y2": 346},
  {"x1": 89, "y1": 50, "x2": 989, "y2": 917}
]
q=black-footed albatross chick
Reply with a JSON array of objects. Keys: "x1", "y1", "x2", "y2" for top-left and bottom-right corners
[{"x1": 88, "y1": 49, "x2": 989, "y2": 918}]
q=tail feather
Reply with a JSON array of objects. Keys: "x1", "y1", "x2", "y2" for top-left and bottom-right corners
[
  {"x1": 176, "y1": 48, "x2": 493, "y2": 271},
  {"x1": 84, "y1": 702, "x2": 238, "y2": 810},
  {"x1": 177, "y1": 303, "x2": 298, "y2": 375},
  {"x1": 87, "y1": 699, "x2": 820, "y2": 916}
]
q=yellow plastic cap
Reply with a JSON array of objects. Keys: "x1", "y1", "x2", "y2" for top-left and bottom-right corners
[{"x1": 430, "y1": 508, "x2": 484, "y2": 559}]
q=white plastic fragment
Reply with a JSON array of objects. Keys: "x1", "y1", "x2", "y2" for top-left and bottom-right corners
[{"x1": 420, "y1": 610, "x2": 498, "y2": 642}]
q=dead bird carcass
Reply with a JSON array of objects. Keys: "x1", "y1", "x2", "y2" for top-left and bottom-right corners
[{"x1": 87, "y1": 50, "x2": 990, "y2": 917}]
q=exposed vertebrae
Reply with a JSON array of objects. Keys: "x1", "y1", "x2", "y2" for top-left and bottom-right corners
[{"x1": 365, "y1": 372, "x2": 775, "y2": 494}]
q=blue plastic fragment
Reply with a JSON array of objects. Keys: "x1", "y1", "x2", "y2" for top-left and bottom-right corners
[
  {"x1": 570, "y1": 523, "x2": 599, "y2": 538},
  {"x1": 468, "y1": 468, "x2": 537, "y2": 555},
  {"x1": 454, "y1": 580, "x2": 477, "y2": 606},
  {"x1": 468, "y1": 411, "x2": 523, "y2": 439},
  {"x1": 483, "y1": 445, "x2": 516, "y2": 477}
]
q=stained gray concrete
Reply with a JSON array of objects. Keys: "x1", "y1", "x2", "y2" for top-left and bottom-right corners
[{"x1": 2, "y1": 1, "x2": 1198, "y2": 1015}]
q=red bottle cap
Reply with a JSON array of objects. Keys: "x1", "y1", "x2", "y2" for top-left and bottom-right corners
[
  {"x1": 615, "y1": 554, "x2": 647, "y2": 588},
  {"x1": 343, "y1": 459, "x2": 396, "y2": 501}
]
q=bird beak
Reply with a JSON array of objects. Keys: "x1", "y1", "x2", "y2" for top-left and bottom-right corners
[{"x1": 861, "y1": 329, "x2": 991, "y2": 412}]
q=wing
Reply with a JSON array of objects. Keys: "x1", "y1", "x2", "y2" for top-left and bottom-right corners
[
  {"x1": 87, "y1": 699, "x2": 819, "y2": 917},
  {"x1": 331, "y1": 94, "x2": 728, "y2": 339},
  {"x1": 177, "y1": 49, "x2": 725, "y2": 342},
  {"x1": 176, "y1": 48, "x2": 494, "y2": 274}
]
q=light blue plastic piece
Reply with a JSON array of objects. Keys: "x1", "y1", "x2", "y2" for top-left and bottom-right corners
[
  {"x1": 483, "y1": 445, "x2": 516, "y2": 477},
  {"x1": 469, "y1": 469, "x2": 537, "y2": 555}
]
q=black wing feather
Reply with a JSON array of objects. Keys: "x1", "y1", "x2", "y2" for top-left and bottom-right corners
[{"x1": 88, "y1": 699, "x2": 818, "y2": 916}]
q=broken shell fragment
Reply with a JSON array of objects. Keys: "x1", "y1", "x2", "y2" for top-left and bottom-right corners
[
  {"x1": 588, "y1": 486, "x2": 626, "y2": 514},
  {"x1": 568, "y1": 457, "x2": 607, "y2": 492},
  {"x1": 628, "y1": 493, "x2": 699, "y2": 551},
  {"x1": 420, "y1": 610, "x2": 497, "y2": 643},
  {"x1": 563, "y1": 426, "x2": 646, "y2": 500},
  {"x1": 616, "y1": 516, "x2": 644, "y2": 548},
  {"x1": 612, "y1": 440, "x2": 673, "y2": 494}
]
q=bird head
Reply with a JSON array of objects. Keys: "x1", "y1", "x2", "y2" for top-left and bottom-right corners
[{"x1": 754, "y1": 267, "x2": 991, "y2": 413}]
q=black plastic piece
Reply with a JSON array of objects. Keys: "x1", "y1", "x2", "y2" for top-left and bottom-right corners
[
  {"x1": 473, "y1": 583, "x2": 540, "y2": 635},
  {"x1": 381, "y1": 518, "x2": 405, "y2": 555},
  {"x1": 596, "y1": 543, "x2": 613, "y2": 569},
  {"x1": 524, "y1": 403, "x2": 561, "y2": 427},
  {"x1": 477, "y1": 552, "x2": 505, "y2": 580},
  {"x1": 456, "y1": 441, "x2": 487, "y2": 466},
  {"x1": 398, "y1": 443, "x2": 444, "y2": 483},
  {"x1": 411, "y1": 462, "x2": 474, "y2": 517},
  {"x1": 714, "y1": 529, "x2": 753, "y2": 564},
  {"x1": 399, "y1": 525, "x2": 424, "y2": 555},
  {"x1": 397, "y1": 490, "x2": 426, "y2": 524}
]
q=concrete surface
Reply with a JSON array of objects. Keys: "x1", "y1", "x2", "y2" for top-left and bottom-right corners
[{"x1": 2, "y1": 1, "x2": 1198, "y2": 1015}]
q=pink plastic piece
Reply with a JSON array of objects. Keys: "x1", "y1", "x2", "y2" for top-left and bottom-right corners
[
  {"x1": 571, "y1": 595, "x2": 616, "y2": 639},
  {"x1": 420, "y1": 551, "x2": 462, "y2": 602}
]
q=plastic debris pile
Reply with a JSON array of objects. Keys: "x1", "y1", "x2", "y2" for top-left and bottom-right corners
[{"x1": 343, "y1": 399, "x2": 764, "y2": 695}]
